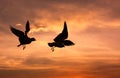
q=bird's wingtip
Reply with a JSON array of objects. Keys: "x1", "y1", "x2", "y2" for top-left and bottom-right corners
[
  {"x1": 26, "y1": 20, "x2": 29, "y2": 23},
  {"x1": 9, "y1": 25, "x2": 13, "y2": 29},
  {"x1": 26, "y1": 20, "x2": 30, "y2": 26},
  {"x1": 64, "y1": 21, "x2": 66, "y2": 23},
  {"x1": 64, "y1": 21, "x2": 67, "y2": 26}
]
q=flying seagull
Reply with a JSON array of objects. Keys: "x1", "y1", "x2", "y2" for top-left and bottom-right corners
[
  {"x1": 10, "y1": 20, "x2": 36, "y2": 50},
  {"x1": 48, "y1": 21, "x2": 75, "y2": 52}
]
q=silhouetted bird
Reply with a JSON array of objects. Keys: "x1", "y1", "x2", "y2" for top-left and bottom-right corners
[
  {"x1": 10, "y1": 21, "x2": 36, "y2": 50},
  {"x1": 48, "y1": 21, "x2": 74, "y2": 51}
]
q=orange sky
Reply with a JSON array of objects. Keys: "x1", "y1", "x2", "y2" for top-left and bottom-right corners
[{"x1": 0, "y1": 0, "x2": 120, "y2": 78}]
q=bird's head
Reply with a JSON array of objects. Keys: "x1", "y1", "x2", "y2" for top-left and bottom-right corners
[{"x1": 48, "y1": 42, "x2": 55, "y2": 47}]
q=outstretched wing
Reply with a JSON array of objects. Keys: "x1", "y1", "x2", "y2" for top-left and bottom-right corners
[
  {"x1": 10, "y1": 26, "x2": 24, "y2": 37},
  {"x1": 63, "y1": 40, "x2": 75, "y2": 46},
  {"x1": 54, "y1": 21, "x2": 68, "y2": 42},
  {"x1": 25, "y1": 20, "x2": 30, "y2": 35}
]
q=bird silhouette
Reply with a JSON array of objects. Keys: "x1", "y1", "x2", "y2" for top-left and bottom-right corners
[
  {"x1": 48, "y1": 21, "x2": 75, "y2": 52},
  {"x1": 10, "y1": 21, "x2": 36, "y2": 50}
]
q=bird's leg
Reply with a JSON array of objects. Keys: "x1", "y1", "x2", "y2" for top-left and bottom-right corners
[
  {"x1": 23, "y1": 45, "x2": 26, "y2": 50},
  {"x1": 51, "y1": 46, "x2": 55, "y2": 52},
  {"x1": 17, "y1": 44, "x2": 21, "y2": 47}
]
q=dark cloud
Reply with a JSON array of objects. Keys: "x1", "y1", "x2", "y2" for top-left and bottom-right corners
[
  {"x1": 0, "y1": 60, "x2": 120, "y2": 78},
  {"x1": 0, "y1": 53, "x2": 120, "y2": 78},
  {"x1": 21, "y1": 56, "x2": 89, "y2": 70},
  {"x1": 0, "y1": 0, "x2": 120, "y2": 38},
  {"x1": 1, "y1": 0, "x2": 120, "y2": 25},
  {"x1": 0, "y1": 69, "x2": 66, "y2": 78},
  {"x1": 86, "y1": 61, "x2": 120, "y2": 78},
  {"x1": 22, "y1": 57, "x2": 55, "y2": 66}
]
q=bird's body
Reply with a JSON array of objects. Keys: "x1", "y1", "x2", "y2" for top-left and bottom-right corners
[
  {"x1": 48, "y1": 21, "x2": 74, "y2": 51},
  {"x1": 10, "y1": 21, "x2": 36, "y2": 50},
  {"x1": 18, "y1": 36, "x2": 35, "y2": 47}
]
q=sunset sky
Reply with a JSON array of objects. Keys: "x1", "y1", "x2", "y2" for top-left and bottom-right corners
[{"x1": 0, "y1": 0, "x2": 120, "y2": 78}]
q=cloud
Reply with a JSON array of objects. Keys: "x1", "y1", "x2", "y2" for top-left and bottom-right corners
[
  {"x1": 85, "y1": 61, "x2": 120, "y2": 78},
  {"x1": 1, "y1": 0, "x2": 120, "y2": 25},
  {"x1": 79, "y1": 26, "x2": 120, "y2": 51},
  {"x1": 0, "y1": 69, "x2": 63, "y2": 78},
  {"x1": 22, "y1": 57, "x2": 55, "y2": 67},
  {"x1": 1, "y1": 0, "x2": 120, "y2": 37},
  {"x1": 0, "y1": 1, "x2": 120, "y2": 78},
  {"x1": 0, "y1": 59, "x2": 120, "y2": 78}
]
